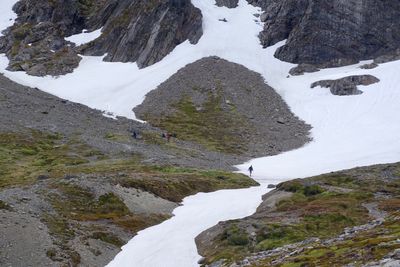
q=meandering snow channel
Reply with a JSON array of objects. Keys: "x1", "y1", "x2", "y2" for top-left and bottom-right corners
[{"x1": 1, "y1": 0, "x2": 400, "y2": 266}]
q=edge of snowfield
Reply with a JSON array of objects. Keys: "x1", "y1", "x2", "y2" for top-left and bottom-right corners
[{"x1": 1, "y1": 0, "x2": 400, "y2": 266}]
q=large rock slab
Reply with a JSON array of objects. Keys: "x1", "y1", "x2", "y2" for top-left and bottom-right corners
[{"x1": 249, "y1": 0, "x2": 400, "y2": 67}]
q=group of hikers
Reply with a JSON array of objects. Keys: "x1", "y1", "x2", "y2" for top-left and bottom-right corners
[
  {"x1": 129, "y1": 128, "x2": 177, "y2": 142},
  {"x1": 129, "y1": 128, "x2": 254, "y2": 176},
  {"x1": 161, "y1": 132, "x2": 177, "y2": 142}
]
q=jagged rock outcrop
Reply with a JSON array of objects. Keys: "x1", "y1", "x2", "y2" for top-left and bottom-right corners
[
  {"x1": 311, "y1": 75, "x2": 380, "y2": 96},
  {"x1": 0, "y1": 0, "x2": 90, "y2": 76},
  {"x1": 215, "y1": 0, "x2": 239, "y2": 8},
  {"x1": 0, "y1": 0, "x2": 203, "y2": 76},
  {"x1": 80, "y1": 0, "x2": 202, "y2": 68},
  {"x1": 289, "y1": 63, "x2": 319, "y2": 76},
  {"x1": 249, "y1": 0, "x2": 400, "y2": 67}
]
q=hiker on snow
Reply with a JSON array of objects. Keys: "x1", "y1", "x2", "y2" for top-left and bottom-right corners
[{"x1": 248, "y1": 165, "x2": 253, "y2": 177}]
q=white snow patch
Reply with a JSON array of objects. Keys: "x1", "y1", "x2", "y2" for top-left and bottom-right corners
[
  {"x1": 65, "y1": 28, "x2": 102, "y2": 46},
  {"x1": 1, "y1": 0, "x2": 400, "y2": 266},
  {"x1": 106, "y1": 184, "x2": 277, "y2": 267},
  {"x1": 0, "y1": 0, "x2": 18, "y2": 37}
]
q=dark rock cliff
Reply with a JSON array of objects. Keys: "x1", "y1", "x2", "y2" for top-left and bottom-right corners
[
  {"x1": 80, "y1": 0, "x2": 203, "y2": 68},
  {"x1": 250, "y1": 0, "x2": 400, "y2": 67},
  {"x1": 0, "y1": 0, "x2": 203, "y2": 76}
]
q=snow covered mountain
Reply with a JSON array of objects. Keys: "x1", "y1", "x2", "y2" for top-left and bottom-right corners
[{"x1": 1, "y1": 0, "x2": 400, "y2": 267}]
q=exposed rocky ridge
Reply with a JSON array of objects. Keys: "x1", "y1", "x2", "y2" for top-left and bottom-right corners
[
  {"x1": 196, "y1": 162, "x2": 400, "y2": 266},
  {"x1": 249, "y1": 0, "x2": 400, "y2": 67},
  {"x1": 0, "y1": 0, "x2": 203, "y2": 76},
  {"x1": 134, "y1": 57, "x2": 311, "y2": 156},
  {"x1": 0, "y1": 73, "x2": 258, "y2": 266},
  {"x1": 311, "y1": 75, "x2": 380, "y2": 96}
]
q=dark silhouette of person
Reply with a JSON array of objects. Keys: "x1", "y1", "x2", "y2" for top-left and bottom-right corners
[
  {"x1": 132, "y1": 131, "x2": 137, "y2": 139},
  {"x1": 248, "y1": 165, "x2": 254, "y2": 177}
]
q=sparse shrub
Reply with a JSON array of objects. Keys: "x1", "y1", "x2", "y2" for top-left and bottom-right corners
[
  {"x1": 222, "y1": 225, "x2": 249, "y2": 246},
  {"x1": 303, "y1": 185, "x2": 324, "y2": 196}
]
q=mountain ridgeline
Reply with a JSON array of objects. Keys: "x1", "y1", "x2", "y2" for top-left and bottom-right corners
[{"x1": 1, "y1": 0, "x2": 400, "y2": 76}]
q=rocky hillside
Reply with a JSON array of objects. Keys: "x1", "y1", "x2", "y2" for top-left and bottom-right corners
[
  {"x1": 196, "y1": 163, "x2": 400, "y2": 266},
  {"x1": 250, "y1": 0, "x2": 400, "y2": 67},
  {"x1": 0, "y1": 0, "x2": 202, "y2": 76},
  {"x1": 0, "y1": 73, "x2": 261, "y2": 267},
  {"x1": 134, "y1": 57, "x2": 310, "y2": 156}
]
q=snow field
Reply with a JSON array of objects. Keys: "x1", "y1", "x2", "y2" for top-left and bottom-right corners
[
  {"x1": 0, "y1": 0, "x2": 17, "y2": 37},
  {"x1": 1, "y1": 0, "x2": 400, "y2": 266}
]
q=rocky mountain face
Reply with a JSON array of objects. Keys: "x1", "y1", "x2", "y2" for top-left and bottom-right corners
[
  {"x1": 80, "y1": 0, "x2": 202, "y2": 67},
  {"x1": 0, "y1": 0, "x2": 202, "y2": 76},
  {"x1": 2, "y1": 0, "x2": 400, "y2": 75},
  {"x1": 250, "y1": 0, "x2": 400, "y2": 67}
]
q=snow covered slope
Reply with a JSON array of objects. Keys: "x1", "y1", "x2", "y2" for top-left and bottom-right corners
[
  {"x1": 0, "y1": 0, "x2": 17, "y2": 37},
  {"x1": 1, "y1": 0, "x2": 400, "y2": 266}
]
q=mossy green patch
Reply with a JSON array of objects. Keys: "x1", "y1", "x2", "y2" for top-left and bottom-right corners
[
  {"x1": 48, "y1": 183, "x2": 130, "y2": 222},
  {"x1": 91, "y1": 232, "x2": 124, "y2": 247},
  {"x1": 142, "y1": 91, "x2": 252, "y2": 154},
  {"x1": 118, "y1": 168, "x2": 257, "y2": 202},
  {"x1": 41, "y1": 213, "x2": 75, "y2": 242},
  {"x1": 0, "y1": 200, "x2": 12, "y2": 211},
  {"x1": 0, "y1": 131, "x2": 103, "y2": 188},
  {"x1": 222, "y1": 224, "x2": 249, "y2": 246}
]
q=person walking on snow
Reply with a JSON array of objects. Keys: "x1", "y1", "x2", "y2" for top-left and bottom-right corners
[{"x1": 248, "y1": 165, "x2": 253, "y2": 177}]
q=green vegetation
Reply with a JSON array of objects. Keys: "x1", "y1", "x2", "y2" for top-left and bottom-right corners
[
  {"x1": 253, "y1": 213, "x2": 400, "y2": 267},
  {"x1": 45, "y1": 182, "x2": 172, "y2": 234},
  {"x1": 203, "y1": 164, "x2": 400, "y2": 266},
  {"x1": 0, "y1": 131, "x2": 102, "y2": 188},
  {"x1": 118, "y1": 167, "x2": 257, "y2": 202},
  {"x1": 1, "y1": 129, "x2": 258, "y2": 265},
  {"x1": 12, "y1": 23, "x2": 32, "y2": 40},
  {"x1": 223, "y1": 224, "x2": 249, "y2": 246},
  {"x1": 143, "y1": 91, "x2": 252, "y2": 154},
  {"x1": 91, "y1": 232, "x2": 124, "y2": 247},
  {"x1": 48, "y1": 184, "x2": 130, "y2": 221},
  {"x1": 0, "y1": 200, "x2": 12, "y2": 210},
  {"x1": 41, "y1": 213, "x2": 75, "y2": 242}
]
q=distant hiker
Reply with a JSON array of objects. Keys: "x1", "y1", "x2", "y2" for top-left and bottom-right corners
[
  {"x1": 162, "y1": 133, "x2": 166, "y2": 138},
  {"x1": 248, "y1": 165, "x2": 254, "y2": 177},
  {"x1": 132, "y1": 131, "x2": 137, "y2": 139},
  {"x1": 166, "y1": 133, "x2": 171, "y2": 142}
]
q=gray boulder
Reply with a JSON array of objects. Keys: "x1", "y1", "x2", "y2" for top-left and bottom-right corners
[
  {"x1": 360, "y1": 63, "x2": 378, "y2": 70},
  {"x1": 289, "y1": 64, "x2": 319, "y2": 76},
  {"x1": 311, "y1": 75, "x2": 380, "y2": 96},
  {"x1": 215, "y1": 0, "x2": 239, "y2": 8}
]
